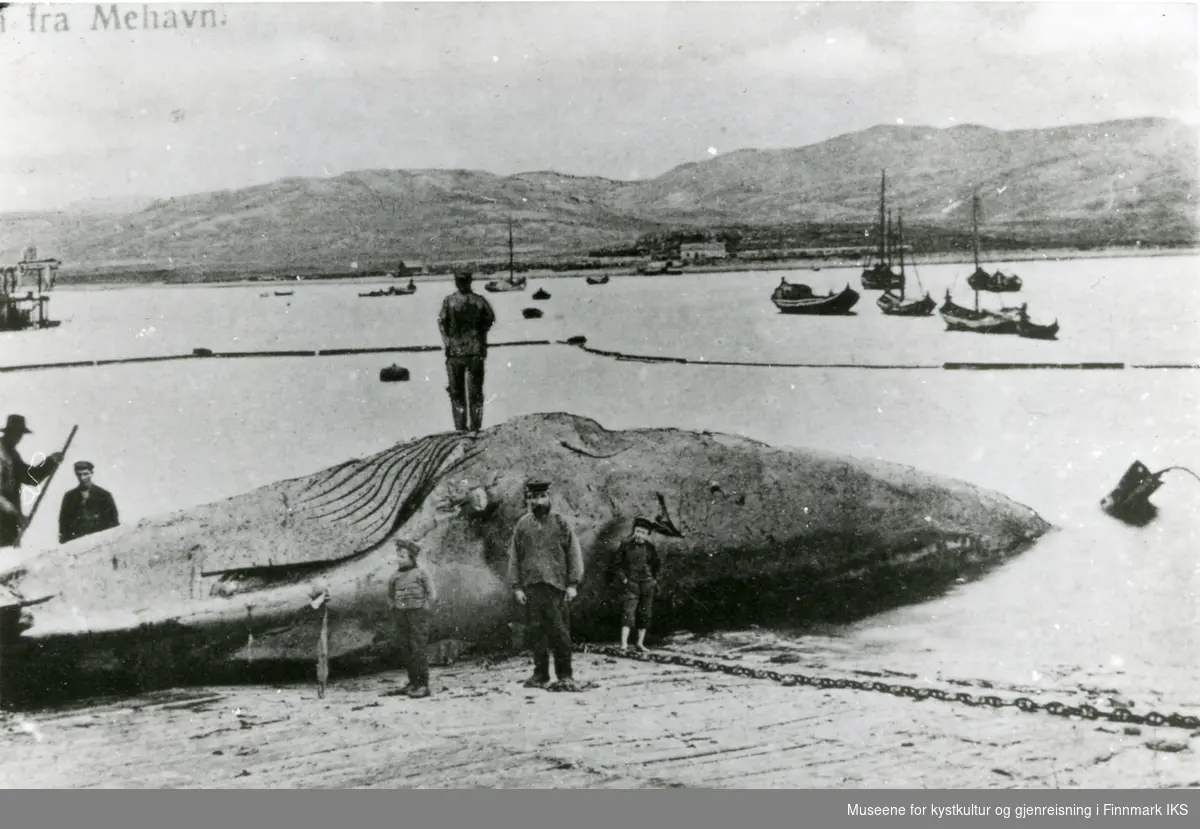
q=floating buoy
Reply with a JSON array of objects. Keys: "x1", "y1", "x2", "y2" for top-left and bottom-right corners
[
  {"x1": 380, "y1": 364, "x2": 410, "y2": 382},
  {"x1": 522, "y1": 308, "x2": 543, "y2": 319},
  {"x1": 193, "y1": 348, "x2": 214, "y2": 357},
  {"x1": 532, "y1": 288, "x2": 551, "y2": 300}
]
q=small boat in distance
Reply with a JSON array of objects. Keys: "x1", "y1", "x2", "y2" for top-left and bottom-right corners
[
  {"x1": 876, "y1": 210, "x2": 935, "y2": 317},
  {"x1": 274, "y1": 290, "x2": 294, "y2": 297},
  {"x1": 771, "y1": 279, "x2": 860, "y2": 315},
  {"x1": 532, "y1": 287, "x2": 551, "y2": 300},
  {"x1": 484, "y1": 218, "x2": 527, "y2": 293},
  {"x1": 861, "y1": 170, "x2": 904, "y2": 291},
  {"x1": 585, "y1": 274, "x2": 610, "y2": 285},
  {"x1": 360, "y1": 280, "x2": 417, "y2": 298}
]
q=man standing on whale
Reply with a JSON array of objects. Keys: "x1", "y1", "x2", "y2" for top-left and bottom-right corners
[
  {"x1": 507, "y1": 478, "x2": 585, "y2": 692},
  {"x1": 437, "y1": 270, "x2": 495, "y2": 432}
]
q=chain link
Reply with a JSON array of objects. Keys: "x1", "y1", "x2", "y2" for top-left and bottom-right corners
[{"x1": 577, "y1": 643, "x2": 1200, "y2": 733}]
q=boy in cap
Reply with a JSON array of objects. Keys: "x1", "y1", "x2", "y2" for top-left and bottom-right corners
[
  {"x1": 611, "y1": 516, "x2": 662, "y2": 651},
  {"x1": 58, "y1": 460, "x2": 120, "y2": 544},
  {"x1": 437, "y1": 271, "x2": 496, "y2": 432},
  {"x1": 0, "y1": 414, "x2": 65, "y2": 550},
  {"x1": 507, "y1": 478, "x2": 585, "y2": 691},
  {"x1": 387, "y1": 538, "x2": 437, "y2": 698}
]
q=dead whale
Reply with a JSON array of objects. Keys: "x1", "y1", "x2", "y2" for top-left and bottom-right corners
[{"x1": 0, "y1": 413, "x2": 1050, "y2": 699}]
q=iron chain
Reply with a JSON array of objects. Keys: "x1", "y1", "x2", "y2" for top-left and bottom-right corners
[{"x1": 577, "y1": 643, "x2": 1200, "y2": 733}]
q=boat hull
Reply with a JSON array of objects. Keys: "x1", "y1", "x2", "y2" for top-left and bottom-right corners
[
  {"x1": 967, "y1": 272, "x2": 1023, "y2": 293},
  {"x1": 861, "y1": 266, "x2": 904, "y2": 291},
  {"x1": 939, "y1": 298, "x2": 1020, "y2": 334},
  {"x1": 877, "y1": 292, "x2": 935, "y2": 317},
  {"x1": 1017, "y1": 318, "x2": 1059, "y2": 340},
  {"x1": 484, "y1": 278, "x2": 527, "y2": 293},
  {"x1": 772, "y1": 285, "x2": 860, "y2": 315}
]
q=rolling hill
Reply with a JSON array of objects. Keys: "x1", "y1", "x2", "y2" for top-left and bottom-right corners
[{"x1": 2, "y1": 116, "x2": 1195, "y2": 277}]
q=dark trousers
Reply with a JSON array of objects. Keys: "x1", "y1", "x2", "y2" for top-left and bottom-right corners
[
  {"x1": 525, "y1": 583, "x2": 573, "y2": 681},
  {"x1": 392, "y1": 608, "x2": 430, "y2": 688},
  {"x1": 445, "y1": 356, "x2": 486, "y2": 432},
  {"x1": 621, "y1": 580, "x2": 656, "y2": 630}
]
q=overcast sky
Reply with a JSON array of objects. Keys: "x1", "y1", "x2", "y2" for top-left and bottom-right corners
[{"x1": 2, "y1": 1, "x2": 1197, "y2": 211}]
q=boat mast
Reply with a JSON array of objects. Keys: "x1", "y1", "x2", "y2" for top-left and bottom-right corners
[
  {"x1": 972, "y1": 191, "x2": 981, "y2": 312},
  {"x1": 897, "y1": 209, "x2": 906, "y2": 301},
  {"x1": 507, "y1": 216, "x2": 515, "y2": 283},
  {"x1": 877, "y1": 170, "x2": 887, "y2": 267},
  {"x1": 886, "y1": 210, "x2": 893, "y2": 275}
]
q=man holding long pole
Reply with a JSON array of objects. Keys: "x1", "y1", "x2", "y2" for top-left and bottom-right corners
[{"x1": 0, "y1": 415, "x2": 65, "y2": 554}]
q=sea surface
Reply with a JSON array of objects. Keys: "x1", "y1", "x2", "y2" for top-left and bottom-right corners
[{"x1": 1, "y1": 254, "x2": 1197, "y2": 713}]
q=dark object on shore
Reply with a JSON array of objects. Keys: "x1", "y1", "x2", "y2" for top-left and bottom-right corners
[
  {"x1": 565, "y1": 335, "x2": 587, "y2": 346},
  {"x1": 770, "y1": 279, "x2": 859, "y2": 315},
  {"x1": 532, "y1": 288, "x2": 551, "y2": 300},
  {"x1": 1101, "y1": 461, "x2": 1200, "y2": 526},
  {"x1": 380, "y1": 364, "x2": 410, "y2": 383},
  {"x1": 193, "y1": 348, "x2": 214, "y2": 357},
  {"x1": 586, "y1": 274, "x2": 610, "y2": 285},
  {"x1": 522, "y1": 308, "x2": 543, "y2": 319}
]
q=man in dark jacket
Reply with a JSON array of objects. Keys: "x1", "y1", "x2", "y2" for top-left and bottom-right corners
[
  {"x1": 58, "y1": 460, "x2": 120, "y2": 544},
  {"x1": 507, "y1": 478, "x2": 585, "y2": 691},
  {"x1": 0, "y1": 414, "x2": 64, "y2": 551},
  {"x1": 437, "y1": 271, "x2": 496, "y2": 432},
  {"x1": 610, "y1": 516, "x2": 662, "y2": 651}
]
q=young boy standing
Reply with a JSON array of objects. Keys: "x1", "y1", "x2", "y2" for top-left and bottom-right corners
[
  {"x1": 611, "y1": 517, "x2": 662, "y2": 651},
  {"x1": 388, "y1": 538, "x2": 437, "y2": 698}
]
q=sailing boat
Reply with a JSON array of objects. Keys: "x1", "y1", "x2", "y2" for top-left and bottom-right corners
[
  {"x1": 964, "y1": 196, "x2": 1022, "y2": 293},
  {"x1": 861, "y1": 170, "x2": 904, "y2": 291},
  {"x1": 484, "y1": 217, "x2": 528, "y2": 293},
  {"x1": 939, "y1": 193, "x2": 1022, "y2": 334},
  {"x1": 877, "y1": 209, "x2": 934, "y2": 317}
]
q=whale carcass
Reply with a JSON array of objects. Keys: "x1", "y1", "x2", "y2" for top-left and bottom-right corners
[{"x1": 0, "y1": 413, "x2": 1050, "y2": 700}]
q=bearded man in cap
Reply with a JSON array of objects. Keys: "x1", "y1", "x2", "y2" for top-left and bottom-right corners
[
  {"x1": 507, "y1": 479, "x2": 585, "y2": 691},
  {"x1": 0, "y1": 414, "x2": 65, "y2": 550},
  {"x1": 58, "y1": 460, "x2": 120, "y2": 545},
  {"x1": 610, "y1": 516, "x2": 663, "y2": 652},
  {"x1": 437, "y1": 270, "x2": 496, "y2": 432}
]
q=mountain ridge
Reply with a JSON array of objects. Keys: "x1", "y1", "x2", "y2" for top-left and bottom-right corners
[{"x1": 3, "y1": 116, "x2": 1196, "y2": 274}]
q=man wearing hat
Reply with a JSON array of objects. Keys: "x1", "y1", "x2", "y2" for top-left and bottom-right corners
[
  {"x1": 610, "y1": 516, "x2": 663, "y2": 652},
  {"x1": 0, "y1": 414, "x2": 65, "y2": 549},
  {"x1": 506, "y1": 478, "x2": 585, "y2": 691},
  {"x1": 58, "y1": 460, "x2": 120, "y2": 545},
  {"x1": 437, "y1": 270, "x2": 496, "y2": 432}
]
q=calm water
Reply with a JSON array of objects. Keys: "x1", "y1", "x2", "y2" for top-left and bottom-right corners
[{"x1": 1, "y1": 255, "x2": 1197, "y2": 708}]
